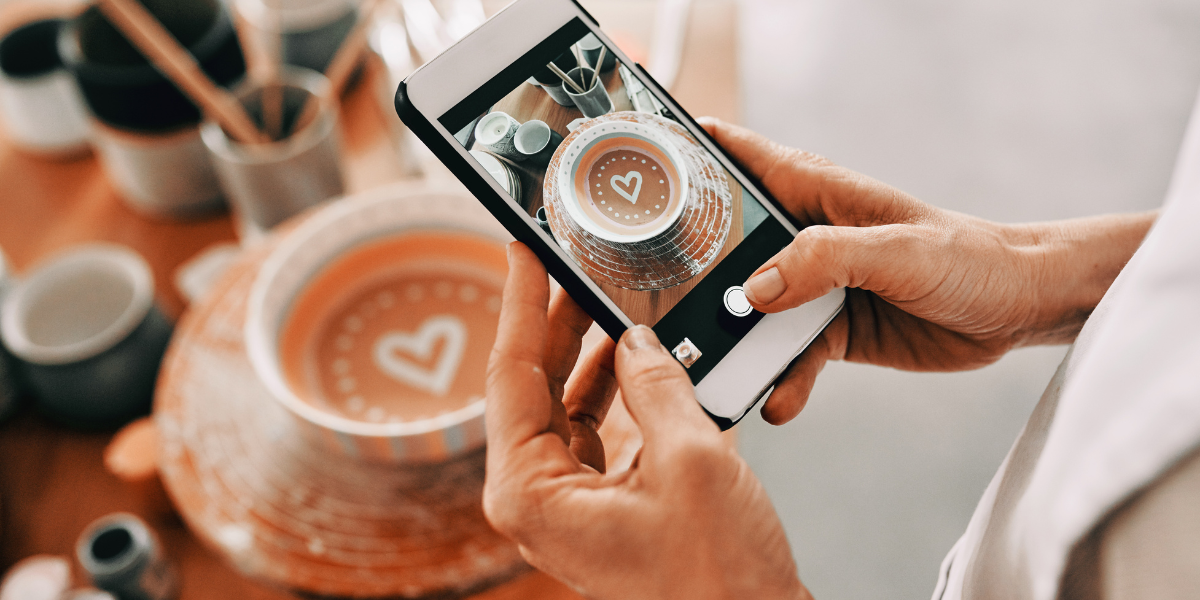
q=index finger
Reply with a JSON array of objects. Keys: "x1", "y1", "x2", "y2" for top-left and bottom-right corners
[{"x1": 485, "y1": 243, "x2": 569, "y2": 461}]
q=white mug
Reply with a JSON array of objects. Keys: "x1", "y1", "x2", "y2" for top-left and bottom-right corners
[
  {"x1": 0, "y1": 244, "x2": 173, "y2": 428},
  {"x1": 0, "y1": 19, "x2": 90, "y2": 157}
]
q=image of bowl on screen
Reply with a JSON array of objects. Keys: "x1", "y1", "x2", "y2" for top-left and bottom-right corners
[{"x1": 553, "y1": 119, "x2": 689, "y2": 244}]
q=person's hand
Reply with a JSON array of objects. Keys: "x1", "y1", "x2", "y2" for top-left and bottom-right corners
[
  {"x1": 483, "y1": 243, "x2": 811, "y2": 600},
  {"x1": 698, "y1": 118, "x2": 1156, "y2": 425}
]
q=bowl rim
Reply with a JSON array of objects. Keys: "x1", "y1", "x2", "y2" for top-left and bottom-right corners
[
  {"x1": 555, "y1": 119, "x2": 690, "y2": 243},
  {"x1": 0, "y1": 244, "x2": 154, "y2": 366},
  {"x1": 244, "y1": 187, "x2": 507, "y2": 440}
]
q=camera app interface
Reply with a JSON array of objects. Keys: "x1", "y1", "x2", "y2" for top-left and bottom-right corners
[{"x1": 439, "y1": 19, "x2": 795, "y2": 382}]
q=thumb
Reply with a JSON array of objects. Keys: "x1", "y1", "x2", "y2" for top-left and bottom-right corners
[
  {"x1": 614, "y1": 326, "x2": 718, "y2": 446},
  {"x1": 742, "y1": 223, "x2": 925, "y2": 312}
]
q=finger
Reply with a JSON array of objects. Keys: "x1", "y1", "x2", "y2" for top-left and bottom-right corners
[
  {"x1": 742, "y1": 223, "x2": 928, "y2": 313},
  {"x1": 697, "y1": 117, "x2": 835, "y2": 225},
  {"x1": 760, "y1": 309, "x2": 849, "y2": 425},
  {"x1": 485, "y1": 243, "x2": 567, "y2": 459},
  {"x1": 701, "y1": 118, "x2": 932, "y2": 230},
  {"x1": 544, "y1": 287, "x2": 594, "y2": 403},
  {"x1": 562, "y1": 336, "x2": 618, "y2": 472},
  {"x1": 614, "y1": 326, "x2": 718, "y2": 447}
]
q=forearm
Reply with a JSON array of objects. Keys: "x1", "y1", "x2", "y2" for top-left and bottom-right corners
[{"x1": 1009, "y1": 211, "x2": 1158, "y2": 346}]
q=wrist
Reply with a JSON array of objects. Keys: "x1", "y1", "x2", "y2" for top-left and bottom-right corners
[{"x1": 1006, "y1": 211, "x2": 1157, "y2": 345}]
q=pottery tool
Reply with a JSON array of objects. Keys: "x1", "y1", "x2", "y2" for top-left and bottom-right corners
[
  {"x1": 572, "y1": 42, "x2": 585, "y2": 74},
  {"x1": 294, "y1": 0, "x2": 384, "y2": 134},
  {"x1": 591, "y1": 45, "x2": 607, "y2": 89},
  {"x1": 97, "y1": 0, "x2": 269, "y2": 144},
  {"x1": 261, "y1": 6, "x2": 285, "y2": 140},
  {"x1": 77, "y1": 514, "x2": 176, "y2": 600},
  {"x1": 547, "y1": 62, "x2": 584, "y2": 94}
]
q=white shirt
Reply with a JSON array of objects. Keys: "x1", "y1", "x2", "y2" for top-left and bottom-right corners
[{"x1": 934, "y1": 90, "x2": 1200, "y2": 600}]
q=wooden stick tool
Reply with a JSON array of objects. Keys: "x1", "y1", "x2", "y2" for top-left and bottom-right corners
[
  {"x1": 547, "y1": 62, "x2": 584, "y2": 94},
  {"x1": 98, "y1": 0, "x2": 268, "y2": 144}
]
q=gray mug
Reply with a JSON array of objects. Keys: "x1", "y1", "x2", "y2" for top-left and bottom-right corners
[
  {"x1": 202, "y1": 67, "x2": 346, "y2": 240},
  {"x1": 564, "y1": 66, "x2": 612, "y2": 119},
  {"x1": 578, "y1": 34, "x2": 616, "y2": 73},
  {"x1": 0, "y1": 244, "x2": 172, "y2": 429},
  {"x1": 513, "y1": 120, "x2": 563, "y2": 168}
]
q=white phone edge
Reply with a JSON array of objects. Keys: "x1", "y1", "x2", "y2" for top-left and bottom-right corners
[{"x1": 696, "y1": 288, "x2": 845, "y2": 420}]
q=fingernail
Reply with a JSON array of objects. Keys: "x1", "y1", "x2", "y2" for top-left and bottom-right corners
[
  {"x1": 744, "y1": 267, "x2": 785, "y2": 304},
  {"x1": 506, "y1": 242, "x2": 517, "y2": 261},
  {"x1": 624, "y1": 325, "x2": 658, "y2": 350}
]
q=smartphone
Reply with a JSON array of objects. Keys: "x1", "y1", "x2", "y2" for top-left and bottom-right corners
[{"x1": 394, "y1": 0, "x2": 844, "y2": 429}]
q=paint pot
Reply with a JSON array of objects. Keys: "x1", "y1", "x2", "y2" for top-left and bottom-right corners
[
  {"x1": 202, "y1": 67, "x2": 345, "y2": 240},
  {"x1": 0, "y1": 19, "x2": 90, "y2": 157},
  {"x1": 0, "y1": 244, "x2": 172, "y2": 429},
  {"x1": 58, "y1": 0, "x2": 246, "y2": 217},
  {"x1": 245, "y1": 186, "x2": 513, "y2": 463},
  {"x1": 77, "y1": 513, "x2": 176, "y2": 600}
]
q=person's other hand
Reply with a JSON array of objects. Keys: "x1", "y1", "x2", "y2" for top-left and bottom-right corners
[
  {"x1": 698, "y1": 118, "x2": 1155, "y2": 425},
  {"x1": 483, "y1": 243, "x2": 811, "y2": 600}
]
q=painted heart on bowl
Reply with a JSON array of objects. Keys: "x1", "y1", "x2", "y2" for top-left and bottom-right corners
[
  {"x1": 373, "y1": 315, "x2": 467, "y2": 397},
  {"x1": 554, "y1": 117, "x2": 690, "y2": 244},
  {"x1": 611, "y1": 171, "x2": 643, "y2": 204}
]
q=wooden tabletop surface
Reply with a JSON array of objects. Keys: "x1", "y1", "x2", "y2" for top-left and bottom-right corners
[{"x1": 0, "y1": 0, "x2": 739, "y2": 596}]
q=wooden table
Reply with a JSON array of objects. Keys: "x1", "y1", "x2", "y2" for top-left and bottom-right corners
[{"x1": 0, "y1": 0, "x2": 740, "y2": 597}]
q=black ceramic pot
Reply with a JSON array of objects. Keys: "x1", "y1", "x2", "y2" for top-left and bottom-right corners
[{"x1": 57, "y1": 0, "x2": 246, "y2": 132}]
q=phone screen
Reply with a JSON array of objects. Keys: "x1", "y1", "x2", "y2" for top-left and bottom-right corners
[{"x1": 438, "y1": 18, "x2": 795, "y2": 384}]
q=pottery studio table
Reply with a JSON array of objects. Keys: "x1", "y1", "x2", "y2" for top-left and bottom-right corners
[{"x1": 0, "y1": 0, "x2": 740, "y2": 597}]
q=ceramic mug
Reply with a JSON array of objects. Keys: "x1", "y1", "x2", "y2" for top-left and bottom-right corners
[
  {"x1": 531, "y1": 51, "x2": 578, "y2": 107},
  {"x1": 58, "y1": 0, "x2": 246, "y2": 217},
  {"x1": 564, "y1": 66, "x2": 612, "y2": 119},
  {"x1": 245, "y1": 185, "x2": 514, "y2": 463},
  {"x1": 77, "y1": 513, "x2": 176, "y2": 600},
  {"x1": 0, "y1": 244, "x2": 173, "y2": 428},
  {"x1": 577, "y1": 33, "x2": 616, "y2": 73},
  {"x1": 0, "y1": 18, "x2": 90, "y2": 157},
  {"x1": 473, "y1": 111, "x2": 522, "y2": 162},
  {"x1": 513, "y1": 119, "x2": 563, "y2": 168},
  {"x1": 202, "y1": 67, "x2": 345, "y2": 240}
]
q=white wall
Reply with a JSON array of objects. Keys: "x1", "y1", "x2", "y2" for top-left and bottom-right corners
[{"x1": 735, "y1": 0, "x2": 1200, "y2": 598}]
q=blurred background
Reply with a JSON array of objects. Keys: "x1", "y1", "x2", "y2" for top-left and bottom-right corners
[{"x1": 736, "y1": 0, "x2": 1200, "y2": 598}]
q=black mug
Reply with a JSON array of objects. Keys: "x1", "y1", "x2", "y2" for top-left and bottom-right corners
[{"x1": 58, "y1": 0, "x2": 246, "y2": 133}]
